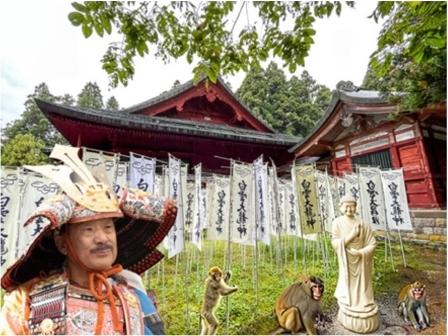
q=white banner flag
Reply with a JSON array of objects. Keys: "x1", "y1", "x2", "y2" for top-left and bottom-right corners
[
  {"x1": 1, "y1": 167, "x2": 22, "y2": 268},
  {"x1": 209, "y1": 175, "x2": 231, "y2": 241},
  {"x1": 336, "y1": 176, "x2": 347, "y2": 200},
  {"x1": 114, "y1": 161, "x2": 128, "y2": 200},
  {"x1": 254, "y1": 157, "x2": 270, "y2": 245},
  {"x1": 184, "y1": 182, "x2": 195, "y2": 235},
  {"x1": 344, "y1": 172, "x2": 361, "y2": 202},
  {"x1": 153, "y1": 174, "x2": 163, "y2": 196},
  {"x1": 359, "y1": 167, "x2": 387, "y2": 231},
  {"x1": 294, "y1": 164, "x2": 322, "y2": 234},
  {"x1": 19, "y1": 172, "x2": 59, "y2": 254},
  {"x1": 230, "y1": 162, "x2": 255, "y2": 246},
  {"x1": 284, "y1": 179, "x2": 299, "y2": 236},
  {"x1": 278, "y1": 182, "x2": 286, "y2": 235},
  {"x1": 316, "y1": 171, "x2": 331, "y2": 233},
  {"x1": 380, "y1": 168, "x2": 413, "y2": 231},
  {"x1": 167, "y1": 155, "x2": 185, "y2": 258},
  {"x1": 328, "y1": 175, "x2": 340, "y2": 217},
  {"x1": 82, "y1": 148, "x2": 118, "y2": 187},
  {"x1": 192, "y1": 164, "x2": 203, "y2": 247},
  {"x1": 129, "y1": 153, "x2": 156, "y2": 193}
]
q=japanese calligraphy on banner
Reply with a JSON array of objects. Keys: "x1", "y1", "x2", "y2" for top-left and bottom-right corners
[
  {"x1": 1, "y1": 166, "x2": 22, "y2": 268},
  {"x1": 254, "y1": 157, "x2": 270, "y2": 245},
  {"x1": 359, "y1": 167, "x2": 387, "y2": 231},
  {"x1": 19, "y1": 171, "x2": 59, "y2": 253},
  {"x1": 328, "y1": 175, "x2": 340, "y2": 217},
  {"x1": 316, "y1": 171, "x2": 331, "y2": 233},
  {"x1": 267, "y1": 167, "x2": 278, "y2": 235},
  {"x1": 129, "y1": 152, "x2": 156, "y2": 193},
  {"x1": 344, "y1": 172, "x2": 360, "y2": 202},
  {"x1": 380, "y1": 168, "x2": 413, "y2": 231},
  {"x1": 209, "y1": 175, "x2": 231, "y2": 241},
  {"x1": 181, "y1": 164, "x2": 189, "y2": 240},
  {"x1": 114, "y1": 161, "x2": 128, "y2": 200},
  {"x1": 184, "y1": 182, "x2": 195, "y2": 234},
  {"x1": 269, "y1": 163, "x2": 282, "y2": 236},
  {"x1": 230, "y1": 161, "x2": 255, "y2": 246},
  {"x1": 336, "y1": 176, "x2": 347, "y2": 199},
  {"x1": 167, "y1": 154, "x2": 185, "y2": 258},
  {"x1": 82, "y1": 148, "x2": 118, "y2": 188},
  {"x1": 277, "y1": 182, "x2": 286, "y2": 235},
  {"x1": 192, "y1": 164, "x2": 202, "y2": 242},
  {"x1": 283, "y1": 179, "x2": 298, "y2": 236},
  {"x1": 294, "y1": 164, "x2": 322, "y2": 234}
]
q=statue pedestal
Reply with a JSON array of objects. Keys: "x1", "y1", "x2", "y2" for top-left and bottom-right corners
[{"x1": 338, "y1": 309, "x2": 379, "y2": 334}]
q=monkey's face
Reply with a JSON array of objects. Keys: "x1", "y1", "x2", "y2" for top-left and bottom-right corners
[
  {"x1": 213, "y1": 272, "x2": 222, "y2": 282},
  {"x1": 411, "y1": 282, "x2": 425, "y2": 300},
  {"x1": 311, "y1": 284, "x2": 324, "y2": 301}
]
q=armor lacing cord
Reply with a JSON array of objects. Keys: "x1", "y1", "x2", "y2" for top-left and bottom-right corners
[{"x1": 64, "y1": 228, "x2": 123, "y2": 335}]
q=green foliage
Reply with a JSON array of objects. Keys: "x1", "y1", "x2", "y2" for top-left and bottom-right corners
[
  {"x1": 144, "y1": 236, "x2": 432, "y2": 335},
  {"x1": 364, "y1": 1, "x2": 447, "y2": 111},
  {"x1": 1, "y1": 83, "x2": 68, "y2": 149},
  {"x1": 77, "y1": 81, "x2": 104, "y2": 109},
  {"x1": 363, "y1": 49, "x2": 447, "y2": 112},
  {"x1": 236, "y1": 61, "x2": 331, "y2": 136},
  {"x1": 67, "y1": 1, "x2": 355, "y2": 88},
  {"x1": 105, "y1": 95, "x2": 120, "y2": 111},
  {"x1": 2, "y1": 81, "x2": 122, "y2": 167},
  {"x1": 369, "y1": 1, "x2": 446, "y2": 76},
  {"x1": 0, "y1": 134, "x2": 49, "y2": 166}
]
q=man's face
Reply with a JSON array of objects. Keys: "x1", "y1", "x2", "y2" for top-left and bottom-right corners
[
  {"x1": 341, "y1": 202, "x2": 356, "y2": 217},
  {"x1": 66, "y1": 218, "x2": 118, "y2": 271}
]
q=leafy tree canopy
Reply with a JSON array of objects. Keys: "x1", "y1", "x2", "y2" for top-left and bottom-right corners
[
  {"x1": 236, "y1": 61, "x2": 331, "y2": 137},
  {"x1": 105, "y1": 95, "x2": 120, "y2": 111},
  {"x1": 1, "y1": 134, "x2": 49, "y2": 166},
  {"x1": 68, "y1": 1, "x2": 355, "y2": 87},
  {"x1": 2, "y1": 83, "x2": 69, "y2": 148},
  {"x1": 77, "y1": 81, "x2": 104, "y2": 109},
  {"x1": 364, "y1": 2, "x2": 446, "y2": 111},
  {"x1": 2, "y1": 82, "x2": 122, "y2": 167}
]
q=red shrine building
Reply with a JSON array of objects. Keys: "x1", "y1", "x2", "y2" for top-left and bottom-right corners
[
  {"x1": 290, "y1": 81, "x2": 446, "y2": 209},
  {"x1": 36, "y1": 79, "x2": 446, "y2": 210},
  {"x1": 35, "y1": 77, "x2": 301, "y2": 175}
]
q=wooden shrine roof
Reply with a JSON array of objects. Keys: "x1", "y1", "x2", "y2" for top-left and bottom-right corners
[
  {"x1": 288, "y1": 81, "x2": 400, "y2": 157},
  {"x1": 35, "y1": 99, "x2": 301, "y2": 147},
  {"x1": 123, "y1": 76, "x2": 277, "y2": 133}
]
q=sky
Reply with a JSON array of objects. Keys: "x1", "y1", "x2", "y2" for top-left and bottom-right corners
[{"x1": 0, "y1": 1, "x2": 384, "y2": 128}]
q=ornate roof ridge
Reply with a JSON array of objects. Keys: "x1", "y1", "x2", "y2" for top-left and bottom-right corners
[
  {"x1": 35, "y1": 99, "x2": 301, "y2": 146},
  {"x1": 123, "y1": 75, "x2": 278, "y2": 133}
]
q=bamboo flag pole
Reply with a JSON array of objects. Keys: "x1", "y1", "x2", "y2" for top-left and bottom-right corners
[
  {"x1": 225, "y1": 160, "x2": 235, "y2": 335},
  {"x1": 397, "y1": 228, "x2": 407, "y2": 267},
  {"x1": 161, "y1": 256, "x2": 166, "y2": 307}
]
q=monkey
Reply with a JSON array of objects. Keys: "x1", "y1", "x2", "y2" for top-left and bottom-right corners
[
  {"x1": 270, "y1": 276, "x2": 324, "y2": 335},
  {"x1": 397, "y1": 280, "x2": 433, "y2": 332},
  {"x1": 200, "y1": 266, "x2": 238, "y2": 335}
]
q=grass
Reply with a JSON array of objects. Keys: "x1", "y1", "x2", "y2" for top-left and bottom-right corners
[
  {"x1": 0, "y1": 233, "x2": 440, "y2": 335},
  {"x1": 144, "y1": 233, "x2": 434, "y2": 335}
]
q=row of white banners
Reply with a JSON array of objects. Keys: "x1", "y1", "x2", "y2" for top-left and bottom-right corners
[{"x1": 1, "y1": 148, "x2": 412, "y2": 270}]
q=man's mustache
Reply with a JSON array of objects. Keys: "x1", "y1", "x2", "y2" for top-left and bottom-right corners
[{"x1": 90, "y1": 244, "x2": 114, "y2": 253}]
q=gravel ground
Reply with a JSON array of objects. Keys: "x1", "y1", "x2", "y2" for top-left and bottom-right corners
[{"x1": 318, "y1": 253, "x2": 447, "y2": 336}]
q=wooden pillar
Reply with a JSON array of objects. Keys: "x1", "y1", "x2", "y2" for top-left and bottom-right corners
[
  {"x1": 76, "y1": 132, "x2": 82, "y2": 148},
  {"x1": 416, "y1": 138, "x2": 438, "y2": 207}
]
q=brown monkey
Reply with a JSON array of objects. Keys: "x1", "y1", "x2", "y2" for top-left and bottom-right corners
[
  {"x1": 397, "y1": 280, "x2": 433, "y2": 331},
  {"x1": 200, "y1": 266, "x2": 238, "y2": 335},
  {"x1": 270, "y1": 276, "x2": 324, "y2": 335}
]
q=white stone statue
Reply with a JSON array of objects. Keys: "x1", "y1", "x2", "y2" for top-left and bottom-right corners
[{"x1": 331, "y1": 195, "x2": 379, "y2": 333}]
